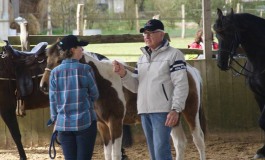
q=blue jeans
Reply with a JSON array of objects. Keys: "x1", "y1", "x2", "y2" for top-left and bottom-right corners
[
  {"x1": 141, "y1": 113, "x2": 172, "y2": 160},
  {"x1": 58, "y1": 120, "x2": 97, "y2": 160}
]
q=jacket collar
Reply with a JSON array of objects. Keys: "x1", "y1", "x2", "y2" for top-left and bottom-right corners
[
  {"x1": 62, "y1": 58, "x2": 79, "y2": 64},
  {"x1": 141, "y1": 39, "x2": 170, "y2": 58}
]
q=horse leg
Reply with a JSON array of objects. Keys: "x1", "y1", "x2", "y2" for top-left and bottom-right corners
[
  {"x1": 97, "y1": 121, "x2": 112, "y2": 160},
  {"x1": 171, "y1": 123, "x2": 187, "y2": 160},
  {"x1": 1, "y1": 108, "x2": 27, "y2": 160},
  {"x1": 121, "y1": 125, "x2": 132, "y2": 160},
  {"x1": 253, "y1": 96, "x2": 265, "y2": 159},
  {"x1": 190, "y1": 117, "x2": 205, "y2": 160},
  {"x1": 109, "y1": 117, "x2": 123, "y2": 160},
  {"x1": 254, "y1": 108, "x2": 265, "y2": 159}
]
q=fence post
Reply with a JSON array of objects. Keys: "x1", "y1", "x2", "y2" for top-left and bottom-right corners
[
  {"x1": 76, "y1": 4, "x2": 84, "y2": 36},
  {"x1": 236, "y1": 3, "x2": 240, "y2": 13},
  {"x1": 181, "y1": 4, "x2": 185, "y2": 38},
  {"x1": 135, "y1": 1, "x2": 139, "y2": 32},
  {"x1": 0, "y1": 0, "x2": 9, "y2": 41},
  {"x1": 47, "y1": 0, "x2": 52, "y2": 35},
  {"x1": 20, "y1": 21, "x2": 30, "y2": 51}
]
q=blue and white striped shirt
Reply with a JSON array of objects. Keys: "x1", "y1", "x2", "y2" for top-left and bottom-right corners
[{"x1": 49, "y1": 59, "x2": 99, "y2": 131}]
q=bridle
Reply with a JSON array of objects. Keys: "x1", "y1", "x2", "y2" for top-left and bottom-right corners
[
  {"x1": 218, "y1": 30, "x2": 253, "y2": 77},
  {"x1": 45, "y1": 67, "x2": 52, "y2": 72}
]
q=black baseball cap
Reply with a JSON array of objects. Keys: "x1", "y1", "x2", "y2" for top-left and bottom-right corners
[
  {"x1": 59, "y1": 35, "x2": 89, "y2": 51},
  {"x1": 140, "y1": 19, "x2": 164, "y2": 33}
]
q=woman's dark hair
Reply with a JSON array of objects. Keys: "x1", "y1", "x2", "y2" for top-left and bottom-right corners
[{"x1": 57, "y1": 43, "x2": 74, "y2": 59}]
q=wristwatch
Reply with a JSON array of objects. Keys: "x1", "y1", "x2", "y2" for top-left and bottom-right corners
[{"x1": 171, "y1": 109, "x2": 180, "y2": 113}]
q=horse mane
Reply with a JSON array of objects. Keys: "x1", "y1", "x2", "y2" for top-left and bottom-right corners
[
  {"x1": 83, "y1": 52, "x2": 135, "y2": 72},
  {"x1": 87, "y1": 61, "x2": 113, "y2": 89},
  {"x1": 47, "y1": 39, "x2": 60, "y2": 57},
  {"x1": 229, "y1": 12, "x2": 265, "y2": 31}
]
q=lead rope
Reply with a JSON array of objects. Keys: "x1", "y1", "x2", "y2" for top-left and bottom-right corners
[{"x1": 49, "y1": 130, "x2": 60, "y2": 159}]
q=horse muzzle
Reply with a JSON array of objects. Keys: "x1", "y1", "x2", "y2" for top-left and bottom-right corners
[{"x1": 40, "y1": 82, "x2": 49, "y2": 95}]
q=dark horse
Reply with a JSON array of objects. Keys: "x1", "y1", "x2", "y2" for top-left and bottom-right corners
[
  {"x1": 40, "y1": 40, "x2": 207, "y2": 160},
  {"x1": 0, "y1": 41, "x2": 49, "y2": 160},
  {"x1": 214, "y1": 8, "x2": 265, "y2": 159}
]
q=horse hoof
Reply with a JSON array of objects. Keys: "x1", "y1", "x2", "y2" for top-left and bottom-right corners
[
  {"x1": 121, "y1": 155, "x2": 128, "y2": 160},
  {"x1": 254, "y1": 146, "x2": 265, "y2": 159},
  {"x1": 254, "y1": 153, "x2": 265, "y2": 159}
]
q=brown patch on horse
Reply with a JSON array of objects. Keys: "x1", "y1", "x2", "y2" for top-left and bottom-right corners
[
  {"x1": 122, "y1": 87, "x2": 140, "y2": 124},
  {"x1": 97, "y1": 121, "x2": 111, "y2": 146},
  {"x1": 182, "y1": 71, "x2": 199, "y2": 131},
  {"x1": 122, "y1": 63, "x2": 140, "y2": 124},
  {"x1": 88, "y1": 61, "x2": 124, "y2": 140}
]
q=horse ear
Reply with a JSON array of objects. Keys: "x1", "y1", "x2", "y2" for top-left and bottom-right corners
[
  {"x1": 217, "y1": 8, "x2": 223, "y2": 19},
  {"x1": 3, "y1": 40, "x2": 9, "y2": 46},
  {"x1": 56, "y1": 38, "x2": 61, "y2": 42}
]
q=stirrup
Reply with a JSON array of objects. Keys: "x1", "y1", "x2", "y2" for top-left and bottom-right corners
[{"x1": 16, "y1": 99, "x2": 26, "y2": 117}]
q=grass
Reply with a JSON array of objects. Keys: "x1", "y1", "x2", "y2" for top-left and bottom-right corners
[
  {"x1": 0, "y1": 36, "x2": 195, "y2": 62},
  {"x1": 85, "y1": 37, "x2": 194, "y2": 61}
]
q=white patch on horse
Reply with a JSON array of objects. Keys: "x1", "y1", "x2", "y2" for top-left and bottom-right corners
[{"x1": 83, "y1": 52, "x2": 126, "y2": 115}]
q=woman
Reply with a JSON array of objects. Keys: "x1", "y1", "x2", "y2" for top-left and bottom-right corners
[
  {"x1": 187, "y1": 29, "x2": 218, "y2": 59},
  {"x1": 188, "y1": 28, "x2": 218, "y2": 50},
  {"x1": 49, "y1": 35, "x2": 99, "y2": 160}
]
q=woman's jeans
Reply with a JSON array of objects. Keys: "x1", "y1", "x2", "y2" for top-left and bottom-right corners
[
  {"x1": 141, "y1": 113, "x2": 172, "y2": 160},
  {"x1": 58, "y1": 120, "x2": 97, "y2": 160}
]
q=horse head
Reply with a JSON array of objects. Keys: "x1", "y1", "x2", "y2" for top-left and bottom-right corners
[
  {"x1": 39, "y1": 38, "x2": 107, "y2": 94},
  {"x1": 40, "y1": 38, "x2": 63, "y2": 94},
  {"x1": 213, "y1": 8, "x2": 240, "y2": 71}
]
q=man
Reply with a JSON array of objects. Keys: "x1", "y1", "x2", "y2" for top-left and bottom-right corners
[{"x1": 112, "y1": 19, "x2": 189, "y2": 160}]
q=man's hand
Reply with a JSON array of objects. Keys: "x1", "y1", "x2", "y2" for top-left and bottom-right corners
[
  {"x1": 112, "y1": 60, "x2": 127, "y2": 78},
  {"x1": 165, "y1": 111, "x2": 180, "y2": 127}
]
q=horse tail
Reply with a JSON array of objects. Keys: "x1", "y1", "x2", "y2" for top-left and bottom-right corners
[
  {"x1": 188, "y1": 65, "x2": 207, "y2": 136},
  {"x1": 198, "y1": 81, "x2": 207, "y2": 136}
]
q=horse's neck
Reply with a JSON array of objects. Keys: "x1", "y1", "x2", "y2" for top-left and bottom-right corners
[
  {"x1": 84, "y1": 51, "x2": 100, "y2": 60},
  {"x1": 236, "y1": 21, "x2": 265, "y2": 65},
  {"x1": 83, "y1": 54, "x2": 113, "y2": 76},
  {"x1": 83, "y1": 53, "x2": 126, "y2": 105}
]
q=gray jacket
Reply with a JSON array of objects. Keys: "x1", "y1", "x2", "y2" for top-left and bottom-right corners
[{"x1": 122, "y1": 40, "x2": 189, "y2": 114}]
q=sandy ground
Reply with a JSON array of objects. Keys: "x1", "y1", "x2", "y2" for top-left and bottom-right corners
[{"x1": 1, "y1": 131, "x2": 265, "y2": 160}]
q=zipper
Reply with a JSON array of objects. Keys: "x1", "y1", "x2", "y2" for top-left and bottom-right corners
[{"x1": 162, "y1": 84, "x2": 168, "y2": 101}]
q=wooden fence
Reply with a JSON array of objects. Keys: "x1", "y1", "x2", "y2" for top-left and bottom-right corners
[{"x1": 0, "y1": 35, "x2": 260, "y2": 149}]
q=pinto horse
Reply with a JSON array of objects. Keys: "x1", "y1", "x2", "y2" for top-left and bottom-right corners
[
  {"x1": 213, "y1": 8, "x2": 265, "y2": 159},
  {"x1": 40, "y1": 41, "x2": 207, "y2": 160}
]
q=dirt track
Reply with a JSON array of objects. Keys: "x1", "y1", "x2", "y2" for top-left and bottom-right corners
[{"x1": 0, "y1": 131, "x2": 264, "y2": 160}]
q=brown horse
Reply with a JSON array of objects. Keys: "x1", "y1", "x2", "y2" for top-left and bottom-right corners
[
  {"x1": 40, "y1": 41, "x2": 207, "y2": 160},
  {"x1": 0, "y1": 41, "x2": 48, "y2": 160}
]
